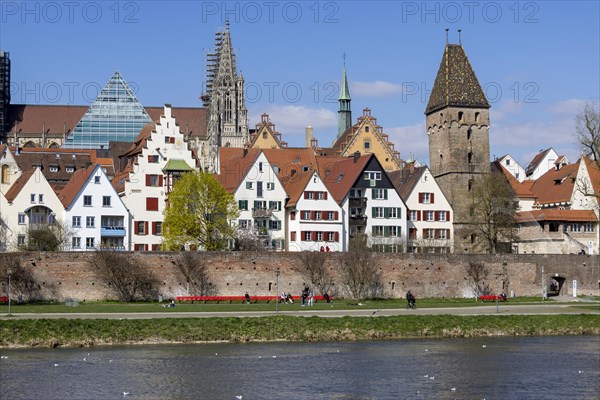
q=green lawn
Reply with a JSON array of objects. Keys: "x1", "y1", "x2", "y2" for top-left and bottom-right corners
[{"x1": 0, "y1": 296, "x2": 568, "y2": 314}]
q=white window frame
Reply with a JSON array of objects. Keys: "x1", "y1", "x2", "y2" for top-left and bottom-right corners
[
  {"x1": 86, "y1": 216, "x2": 95, "y2": 228},
  {"x1": 72, "y1": 216, "x2": 81, "y2": 227},
  {"x1": 375, "y1": 207, "x2": 384, "y2": 218},
  {"x1": 72, "y1": 237, "x2": 81, "y2": 249},
  {"x1": 426, "y1": 211, "x2": 435, "y2": 221}
]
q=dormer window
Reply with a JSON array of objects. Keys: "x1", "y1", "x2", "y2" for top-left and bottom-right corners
[
  {"x1": 66, "y1": 166, "x2": 75, "y2": 173},
  {"x1": 49, "y1": 165, "x2": 59, "y2": 173}
]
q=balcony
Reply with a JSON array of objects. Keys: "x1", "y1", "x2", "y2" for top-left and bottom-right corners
[
  {"x1": 349, "y1": 197, "x2": 367, "y2": 208},
  {"x1": 101, "y1": 226, "x2": 126, "y2": 237},
  {"x1": 349, "y1": 214, "x2": 367, "y2": 226},
  {"x1": 252, "y1": 208, "x2": 274, "y2": 218}
]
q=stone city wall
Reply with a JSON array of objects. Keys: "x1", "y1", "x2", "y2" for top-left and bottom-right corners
[{"x1": 1, "y1": 252, "x2": 598, "y2": 301}]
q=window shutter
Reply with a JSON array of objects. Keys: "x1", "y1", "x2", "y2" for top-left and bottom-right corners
[
  {"x1": 159, "y1": 175, "x2": 163, "y2": 186},
  {"x1": 304, "y1": 191, "x2": 309, "y2": 199},
  {"x1": 435, "y1": 211, "x2": 439, "y2": 221},
  {"x1": 291, "y1": 211, "x2": 296, "y2": 221},
  {"x1": 324, "y1": 192, "x2": 328, "y2": 200},
  {"x1": 134, "y1": 222, "x2": 139, "y2": 234},
  {"x1": 144, "y1": 222, "x2": 148, "y2": 234},
  {"x1": 446, "y1": 211, "x2": 450, "y2": 221},
  {"x1": 384, "y1": 226, "x2": 390, "y2": 236},
  {"x1": 435, "y1": 229, "x2": 440, "y2": 239},
  {"x1": 371, "y1": 189, "x2": 376, "y2": 199},
  {"x1": 422, "y1": 229, "x2": 426, "y2": 238},
  {"x1": 417, "y1": 211, "x2": 421, "y2": 221},
  {"x1": 310, "y1": 211, "x2": 315, "y2": 220},
  {"x1": 372, "y1": 226, "x2": 377, "y2": 236},
  {"x1": 397, "y1": 208, "x2": 401, "y2": 219},
  {"x1": 447, "y1": 229, "x2": 450, "y2": 238},
  {"x1": 384, "y1": 189, "x2": 388, "y2": 200},
  {"x1": 372, "y1": 208, "x2": 376, "y2": 218},
  {"x1": 152, "y1": 222, "x2": 157, "y2": 235},
  {"x1": 384, "y1": 208, "x2": 390, "y2": 218},
  {"x1": 334, "y1": 211, "x2": 338, "y2": 220},
  {"x1": 334, "y1": 231, "x2": 339, "y2": 242},
  {"x1": 170, "y1": 137, "x2": 175, "y2": 143},
  {"x1": 145, "y1": 174, "x2": 151, "y2": 186},
  {"x1": 301, "y1": 231, "x2": 305, "y2": 241},
  {"x1": 321, "y1": 211, "x2": 327, "y2": 220},
  {"x1": 312, "y1": 231, "x2": 317, "y2": 241},
  {"x1": 398, "y1": 226, "x2": 402, "y2": 237},
  {"x1": 431, "y1": 193, "x2": 435, "y2": 203},
  {"x1": 419, "y1": 193, "x2": 423, "y2": 203}
]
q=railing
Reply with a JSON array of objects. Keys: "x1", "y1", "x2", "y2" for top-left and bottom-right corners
[
  {"x1": 100, "y1": 226, "x2": 126, "y2": 237},
  {"x1": 349, "y1": 197, "x2": 367, "y2": 207},
  {"x1": 349, "y1": 215, "x2": 367, "y2": 226},
  {"x1": 252, "y1": 208, "x2": 274, "y2": 218}
]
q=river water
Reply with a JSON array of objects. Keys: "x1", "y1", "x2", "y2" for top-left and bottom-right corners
[{"x1": 1, "y1": 336, "x2": 598, "y2": 400}]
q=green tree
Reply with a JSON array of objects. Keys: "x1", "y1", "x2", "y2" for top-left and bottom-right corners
[
  {"x1": 466, "y1": 173, "x2": 519, "y2": 254},
  {"x1": 163, "y1": 171, "x2": 239, "y2": 251}
]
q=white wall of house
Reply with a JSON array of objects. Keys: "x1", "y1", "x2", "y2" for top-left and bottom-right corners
[
  {"x1": 287, "y1": 172, "x2": 343, "y2": 252},
  {"x1": 65, "y1": 165, "x2": 130, "y2": 251},
  {"x1": 363, "y1": 186, "x2": 408, "y2": 252},
  {"x1": 234, "y1": 152, "x2": 287, "y2": 249},
  {"x1": 404, "y1": 168, "x2": 453, "y2": 253},
  {"x1": 498, "y1": 154, "x2": 526, "y2": 182},
  {"x1": 527, "y1": 148, "x2": 558, "y2": 180},
  {"x1": 2, "y1": 167, "x2": 64, "y2": 251},
  {"x1": 0, "y1": 148, "x2": 21, "y2": 195},
  {"x1": 121, "y1": 105, "x2": 197, "y2": 251}
]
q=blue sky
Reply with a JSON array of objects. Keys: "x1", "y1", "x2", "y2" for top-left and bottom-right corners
[{"x1": 1, "y1": 1, "x2": 599, "y2": 166}]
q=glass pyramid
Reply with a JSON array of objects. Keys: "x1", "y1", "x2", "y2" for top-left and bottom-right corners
[{"x1": 62, "y1": 71, "x2": 151, "y2": 149}]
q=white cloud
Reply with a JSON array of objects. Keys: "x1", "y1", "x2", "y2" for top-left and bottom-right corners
[
  {"x1": 546, "y1": 99, "x2": 588, "y2": 116},
  {"x1": 386, "y1": 122, "x2": 429, "y2": 165},
  {"x1": 351, "y1": 80, "x2": 404, "y2": 98},
  {"x1": 248, "y1": 104, "x2": 337, "y2": 146},
  {"x1": 490, "y1": 100, "x2": 524, "y2": 122}
]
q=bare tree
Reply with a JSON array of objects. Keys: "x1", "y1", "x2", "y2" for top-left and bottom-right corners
[
  {"x1": 338, "y1": 234, "x2": 384, "y2": 301},
  {"x1": 174, "y1": 252, "x2": 217, "y2": 296},
  {"x1": 575, "y1": 101, "x2": 600, "y2": 168},
  {"x1": 293, "y1": 251, "x2": 333, "y2": 296},
  {"x1": 464, "y1": 260, "x2": 490, "y2": 297},
  {"x1": 0, "y1": 253, "x2": 42, "y2": 301},
  {"x1": 235, "y1": 227, "x2": 267, "y2": 252},
  {"x1": 88, "y1": 251, "x2": 159, "y2": 302},
  {"x1": 18, "y1": 220, "x2": 73, "y2": 252}
]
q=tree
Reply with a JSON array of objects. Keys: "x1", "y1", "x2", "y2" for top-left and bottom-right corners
[
  {"x1": 0, "y1": 253, "x2": 42, "y2": 301},
  {"x1": 163, "y1": 171, "x2": 239, "y2": 251},
  {"x1": 174, "y1": 253, "x2": 217, "y2": 296},
  {"x1": 18, "y1": 220, "x2": 72, "y2": 252},
  {"x1": 464, "y1": 260, "x2": 490, "y2": 297},
  {"x1": 575, "y1": 101, "x2": 600, "y2": 168},
  {"x1": 293, "y1": 251, "x2": 333, "y2": 296},
  {"x1": 338, "y1": 234, "x2": 384, "y2": 301},
  {"x1": 88, "y1": 251, "x2": 159, "y2": 302},
  {"x1": 466, "y1": 173, "x2": 519, "y2": 254}
]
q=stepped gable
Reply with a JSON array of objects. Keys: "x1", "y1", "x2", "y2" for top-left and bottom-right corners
[{"x1": 425, "y1": 44, "x2": 490, "y2": 115}]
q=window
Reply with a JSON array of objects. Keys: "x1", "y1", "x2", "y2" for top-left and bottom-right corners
[
  {"x1": 327, "y1": 232, "x2": 335, "y2": 241},
  {"x1": 86, "y1": 237, "x2": 95, "y2": 248},
  {"x1": 1, "y1": 164, "x2": 10, "y2": 184},
  {"x1": 253, "y1": 200, "x2": 266, "y2": 209},
  {"x1": 374, "y1": 207, "x2": 384, "y2": 218},
  {"x1": 18, "y1": 213, "x2": 26, "y2": 224},
  {"x1": 426, "y1": 211, "x2": 435, "y2": 221},
  {"x1": 365, "y1": 126, "x2": 370, "y2": 132},
  {"x1": 571, "y1": 224, "x2": 581, "y2": 232},
  {"x1": 373, "y1": 188, "x2": 387, "y2": 200},
  {"x1": 72, "y1": 216, "x2": 81, "y2": 227},
  {"x1": 409, "y1": 228, "x2": 417, "y2": 239},
  {"x1": 438, "y1": 229, "x2": 448, "y2": 239},
  {"x1": 154, "y1": 222, "x2": 163, "y2": 236},
  {"x1": 246, "y1": 182, "x2": 253, "y2": 189},
  {"x1": 239, "y1": 219, "x2": 250, "y2": 229},
  {"x1": 148, "y1": 155, "x2": 159, "y2": 163},
  {"x1": 303, "y1": 231, "x2": 312, "y2": 241},
  {"x1": 83, "y1": 195, "x2": 92, "y2": 206},
  {"x1": 505, "y1": 159, "x2": 511, "y2": 166},
  {"x1": 317, "y1": 192, "x2": 325, "y2": 200},
  {"x1": 66, "y1": 166, "x2": 75, "y2": 173},
  {"x1": 306, "y1": 191, "x2": 314, "y2": 200},
  {"x1": 302, "y1": 211, "x2": 311, "y2": 220},
  {"x1": 72, "y1": 237, "x2": 81, "y2": 248},
  {"x1": 458, "y1": 111, "x2": 464, "y2": 122},
  {"x1": 146, "y1": 174, "x2": 162, "y2": 187},
  {"x1": 438, "y1": 211, "x2": 447, "y2": 221},
  {"x1": 267, "y1": 182, "x2": 275, "y2": 190},
  {"x1": 165, "y1": 136, "x2": 171, "y2": 144},
  {"x1": 387, "y1": 207, "x2": 399, "y2": 219},
  {"x1": 291, "y1": 231, "x2": 296, "y2": 241},
  {"x1": 364, "y1": 141, "x2": 371, "y2": 150},
  {"x1": 364, "y1": 171, "x2": 382, "y2": 181},
  {"x1": 584, "y1": 223, "x2": 595, "y2": 232},
  {"x1": 268, "y1": 201, "x2": 281, "y2": 211},
  {"x1": 17, "y1": 235, "x2": 26, "y2": 246},
  {"x1": 86, "y1": 216, "x2": 95, "y2": 228},
  {"x1": 467, "y1": 128, "x2": 472, "y2": 140},
  {"x1": 315, "y1": 232, "x2": 323, "y2": 241},
  {"x1": 419, "y1": 193, "x2": 433, "y2": 204},
  {"x1": 238, "y1": 200, "x2": 248, "y2": 211},
  {"x1": 475, "y1": 112, "x2": 480, "y2": 123},
  {"x1": 103, "y1": 196, "x2": 111, "y2": 207},
  {"x1": 257, "y1": 181, "x2": 263, "y2": 197},
  {"x1": 38, "y1": 194, "x2": 44, "y2": 203},
  {"x1": 30, "y1": 194, "x2": 35, "y2": 203},
  {"x1": 136, "y1": 221, "x2": 146, "y2": 235},
  {"x1": 94, "y1": 176, "x2": 100, "y2": 184},
  {"x1": 409, "y1": 210, "x2": 418, "y2": 221},
  {"x1": 269, "y1": 220, "x2": 281, "y2": 230},
  {"x1": 259, "y1": 162, "x2": 263, "y2": 172},
  {"x1": 315, "y1": 211, "x2": 322, "y2": 220},
  {"x1": 425, "y1": 229, "x2": 435, "y2": 239},
  {"x1": 328, "y1": 211, "x2": 335, "y2": 220},
  {"x1": 262, "y1": 132, "x2": 267, "y2": 139},
  {"x1": 372, "y1": 226, "x2": 384, "y2": 237},
  {"x1": 146, "y1": 197, "x2": 159, "y2": 211}
]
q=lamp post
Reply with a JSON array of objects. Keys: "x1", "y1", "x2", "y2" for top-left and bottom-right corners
[
  {"x1": 275, "y1": 268, "x2": 280, "y2": 315},
  {"x1": 494, "y1": 273, "x2": 503, "y2": 313},
  {"x1": 7, "y1": 268, "x2": 12, "y2": 316}
]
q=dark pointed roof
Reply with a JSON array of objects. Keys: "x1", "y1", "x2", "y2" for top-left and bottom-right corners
[{"x1": 425, "y1": 44, "x2": 490, "y2": 115}]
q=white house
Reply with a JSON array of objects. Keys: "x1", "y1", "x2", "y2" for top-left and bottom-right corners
[
  {"x1": 390, "y1": 166, "x2": 453, "y2": 253},
  {"x1": 525, "y1": 148, "x2": 568, "y2": 180},
  {"x1": 114, "y1": 105, "x2": 197, "y2": 251},
  {"x1": 58, "y1": 164, "x2": 130, "y2": 251},
  {"x1": 497, "y1": 154, "x2": 526, "y2": 182}
]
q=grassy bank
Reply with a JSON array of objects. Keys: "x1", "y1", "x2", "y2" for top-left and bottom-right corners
[{"x1": 1, "y1": 315, "x2": 599, "y2": 348}]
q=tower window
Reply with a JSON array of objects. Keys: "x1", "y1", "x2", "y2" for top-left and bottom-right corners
[
  {"x1": 468, "y1": 179, "x2": 474, "y2": 191},
  {"x1": 440, "y1": 113, "x2": 443, "y2": 124},
  {"x1": 475, "y1": 112, "x2": 480, "y2": 123},
  {"x1": 468, "y1": 152, "x2": 473, "y2": 164},
  {"x1": 458, "y1": 112, "x2": 464, "y2": 122},
  {"x1": 365, "y1": 126, "x2": 369, "y2": 132},
  {"x1": 467, "y1": 128, "x2": 472, "y2": 140}
]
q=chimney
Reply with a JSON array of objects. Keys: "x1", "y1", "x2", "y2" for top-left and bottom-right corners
[
  {"x1": 353, "y1": 151, "x2": 360, "y2": 163},
  {"x1": 305, "y1": 126, "x2": 313, "y2": 148},
  {"x1": 243, "y1": 147, "x2": 248, "y2": 158}
]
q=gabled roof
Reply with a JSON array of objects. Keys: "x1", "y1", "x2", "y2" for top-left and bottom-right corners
[
  {"x1": 526, "y1": 148, "x2": 555, "y2": 176},
  {"x1": 57, "y1": 164, "x2": 98, "y2": 208},
  {"x1": 218, "y1": 148, "x2": 262, "y2": 193},
  {"x1": 492, "y1": 160, "x2": 535, "y2": 199},
  {"x1": 8, "y1": 147, "x2": 94, "y2": 182},
  {"x1": 516, "y1": 209, "x2": 598, "y2": 223},
  {"x1": 282, "y1": 170, "x2": 316, "y2": 208},
  {"x1": 425, "y1": 44, "x2": 490, "y2": 115},
  {"x1": 163, "y1": 159, "x2": 194, "y2": 172},
  {"x1": 261, "y1": 148, "x2": 317, "y2": 180},
  {"x1": 147, "y1": 107, "x2": 207, "y2": 139},
  {"x1": 388, "y1": 166, "x2": 427, "y2": 202},
  {"x1": 316, "y1": 154, "x2": 372, "y2": 204},
  {"x1": 4, "y1": 169, "x2": 35, "y2": 203},
  {"x1": 528, "y1": 161, "x2": 580, "y2": 205}
]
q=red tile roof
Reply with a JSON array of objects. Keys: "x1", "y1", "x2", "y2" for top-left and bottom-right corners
[
  {"x1": 218, "y1": 148, "x2": 261, "y2": 193},
  {"x1": 282, "y1": 170, "x2": 315, "y2": 208},
  {"x1": 528, "y1": 161, "x2": 580, "y2": 205},
  {"x1": 516, "y1": 209, "x2": 598, "y2": 223},
  {"x1": 4, "y1": 169, "x2": 35, "y2": 203},
  {"x1": 492, "y1": 160, "x2": 536, "y2": 199},
  {"x1": 316, "y1": 154, "x2": 372, "y2": 204}
]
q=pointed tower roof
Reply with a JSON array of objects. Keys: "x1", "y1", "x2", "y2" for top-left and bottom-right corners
[
  {"x1": 339, "y1": 63, "x2": 351, "y2": 100},
  {"x1": 63, "y1": 71, "x2": 151, "y2": 149},
  {"x1": 425, "y1": 44, "x2": 489, "y2": 115}
]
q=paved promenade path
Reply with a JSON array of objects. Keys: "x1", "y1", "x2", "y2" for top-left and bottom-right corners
[{"x1": 3, "y1": 303, "x2": 598, "y2": 320}]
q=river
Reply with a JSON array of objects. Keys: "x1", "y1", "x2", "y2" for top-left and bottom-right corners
[{"x1": 1, "y1": 336, "x2": 599, "y2": 399}]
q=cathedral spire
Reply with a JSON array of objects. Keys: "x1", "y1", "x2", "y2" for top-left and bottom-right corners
[{"x1": 337, "y1": 56, "x2": 352, "y2": 137}]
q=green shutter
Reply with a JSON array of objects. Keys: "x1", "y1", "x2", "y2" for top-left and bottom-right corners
[
  {"x1": 384, "y1": 226, "x2": 390, "y2": 237},
  {"x1": 372, "y1": 225, "x2": 377, "y2": 236},
  {"x1": 384, "y1": 208, "x2": 390, "y2": 218},
  {"x1": 371, "y1": 188, "x2": 376, "y2": 199},
  {"x1": 372, "y1": 207, "x2": 376, "y2": 218},
  {"x1": 397, "y1": 208, "x2": 401, "y2": 219},
  {"x1": 384, "y1": 189, "x2": 388, "y2": 200}
]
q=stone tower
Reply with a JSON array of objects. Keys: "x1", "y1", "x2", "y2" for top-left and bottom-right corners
[
  {"x1": 425, "y1": 41, "x2": 490, "y2": 251},
  {"x1": 337, "y1": 63, "x2": 352, "y2": 137},
  {"x1": 201, "y1": 20, "x2": 249, "y2": 172}
]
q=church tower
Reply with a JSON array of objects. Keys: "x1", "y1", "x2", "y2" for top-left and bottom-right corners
[
  {"x1": 426, "y1": 37, "x2": 490, "y2": 251},
  {"x1": 202, "y1": 20, "x2": 249, "y2": 172},
  {"x1": 337, "y1": 62, "x2": 352, "y2": 137}
]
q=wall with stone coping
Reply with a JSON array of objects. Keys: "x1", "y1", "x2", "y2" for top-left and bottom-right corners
[{"x1": 1, "y1": 252, "x2": 598, "y2": 301}]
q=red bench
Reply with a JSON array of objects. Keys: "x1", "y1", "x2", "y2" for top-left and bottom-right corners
[
  {"x1": 479, "y1": 295, "x2": 507, "y2": 302},
  {"x1": 176, "y1": 295, "x2": 327, "y2": 304},
  {"x1": 0, "y1": 296, "x2": 8, "y2": 304}
]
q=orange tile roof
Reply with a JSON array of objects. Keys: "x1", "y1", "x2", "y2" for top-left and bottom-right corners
[
  {"x1": 526, "y1": 148, "x2": 553, "y2": 175},
  {"x1": 316, "y1": 154, "x2": 372, "y2": 204},
  {"x1": 492, "y1": 160, "x2": 536, "y2": 198},
  {"x1": 261, "y1": 148, "x2": 317, "y2": 180},
  {"x1": 528, "y1": 161, "x2": 580, "y2": 205},
  {"x1": 218, "y1": 148, "x2": 261, "y2": 193},
  {"x1": 282, "y1": 170, "x2": 314, "y2": 208},
  {"x1": 516, "y1": 209, "x2": 598, "y2": 223},
  {"x1": 57, "y1": 164, "x2": 98, "y2": 208},
  {"x1": 4, "y1": 169, "x2": 35, "y2": 203},
  {"x1": 583, "y1": 156, "x2": 600, "y2": 201}
]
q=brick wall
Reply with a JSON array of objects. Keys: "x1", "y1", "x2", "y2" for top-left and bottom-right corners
[{"x1": 1, "y1": 252, "x2": 598, "y2": 301}]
